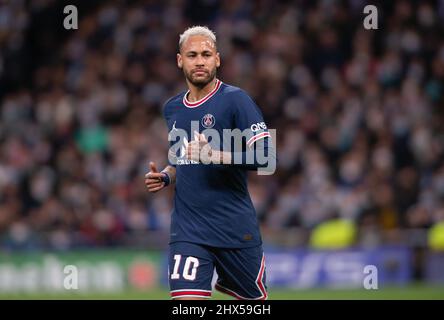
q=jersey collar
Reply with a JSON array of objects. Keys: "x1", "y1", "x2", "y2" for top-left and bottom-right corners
[{"x1": 183, "y1": 79, "x2": 222, "y2": 108}]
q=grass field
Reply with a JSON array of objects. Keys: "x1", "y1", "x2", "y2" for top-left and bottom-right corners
[{"x1": 1, "y1": 284, "x2": 443, "y2": 300}]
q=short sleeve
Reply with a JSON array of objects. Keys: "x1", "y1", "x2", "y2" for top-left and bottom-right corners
[{"x1": 232, "y1": 90, "x2": 271, "y2": 149}]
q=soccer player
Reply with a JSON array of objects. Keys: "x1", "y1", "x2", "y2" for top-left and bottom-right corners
[{"x1": 145, "y1": 26, "x2": 276, "y2": 300}]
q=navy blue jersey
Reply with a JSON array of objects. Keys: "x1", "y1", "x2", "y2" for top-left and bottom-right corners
[{"x1": 163, "y1": 79, "x2": 274, "y2": 248}]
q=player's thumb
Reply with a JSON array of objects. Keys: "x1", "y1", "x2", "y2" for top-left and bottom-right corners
[
  {"x1": 149, "y1": 161, "x2": 158, "y2": 173},
  {"x1": 199, "y1": 133, "x2": 207, "y2": 142}
]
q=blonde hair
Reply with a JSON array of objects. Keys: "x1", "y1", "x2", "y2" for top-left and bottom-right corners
[{"x1": 179, "y1": 26, "x2": 217, "y2": 50}]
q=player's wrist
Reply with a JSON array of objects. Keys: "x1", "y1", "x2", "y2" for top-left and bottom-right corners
[{"x1": 160, "y1": 171, "x2": 171, "y2": 186}]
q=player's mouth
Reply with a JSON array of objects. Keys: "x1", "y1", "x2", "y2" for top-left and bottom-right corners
[{"x1": 192, "y1": 69, "x2": 208, "y2": 76}]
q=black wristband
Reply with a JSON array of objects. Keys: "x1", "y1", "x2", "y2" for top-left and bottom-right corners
[{"x1": 160, "y1": 171, "x2": 171, "y2": 186}]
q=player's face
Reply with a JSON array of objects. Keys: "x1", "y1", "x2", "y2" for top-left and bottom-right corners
[{"x1": 177, "y1": 35, "x2": 220, "y2": 87}]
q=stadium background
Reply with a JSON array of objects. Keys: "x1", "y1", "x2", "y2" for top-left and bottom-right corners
[{"x1": 0, "y1": 0, "x2": 444, "y2": 299}]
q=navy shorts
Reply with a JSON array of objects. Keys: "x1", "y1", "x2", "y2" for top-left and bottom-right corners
[{"x1": 168, "y1": 242, "x2": 267, "y2": 300}]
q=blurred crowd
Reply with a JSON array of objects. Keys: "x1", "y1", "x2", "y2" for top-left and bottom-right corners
[{"x1": 0, "y1": 0, "x2": 444, "y2": 251}]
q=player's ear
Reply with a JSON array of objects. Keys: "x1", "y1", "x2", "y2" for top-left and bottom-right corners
[
  {"x1": 216, "y1": 52, "x2": 220, "y2": 68},
  {"x1": 177, "y1": 53, "x2": 183, "y2": 68}
]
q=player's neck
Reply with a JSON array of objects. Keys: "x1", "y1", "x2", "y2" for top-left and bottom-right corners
[{"x1": 186, "y1": 78, "x2": 218, "y2": 102}]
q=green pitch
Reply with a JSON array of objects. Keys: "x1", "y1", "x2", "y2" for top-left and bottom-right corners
[{"x1": 1, "y1": 284, "x2": 443, "y2": 300}]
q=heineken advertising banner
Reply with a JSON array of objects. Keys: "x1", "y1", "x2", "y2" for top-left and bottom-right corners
[{"x1": 0, "y1": 250, "x2": 161, "y2": 293}]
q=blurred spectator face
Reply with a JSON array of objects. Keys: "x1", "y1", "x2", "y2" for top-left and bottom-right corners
[{"x1": 177, "y1": 35, "x2": 220, "y2": 87}]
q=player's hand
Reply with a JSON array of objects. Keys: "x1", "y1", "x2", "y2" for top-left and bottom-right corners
[
  {"x1": 144, "y1": 162, "x2": 166, "y2": 193},
  {"x1": 186, "y1": 131, "x2": 212, "y2": 163}
]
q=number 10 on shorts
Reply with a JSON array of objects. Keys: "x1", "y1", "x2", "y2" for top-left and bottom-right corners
[{"x1": 170, "y1": 255, "x2": 200, "y2": 281}]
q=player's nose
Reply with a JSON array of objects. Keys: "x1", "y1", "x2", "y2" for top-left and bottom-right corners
[{"x1": 195, "y1": 55, "x2": 205, "y2": 66}]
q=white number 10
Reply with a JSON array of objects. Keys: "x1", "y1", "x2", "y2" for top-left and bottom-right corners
[{"x1": 171, "y1": 255, "x2": 199, "y2": 281}]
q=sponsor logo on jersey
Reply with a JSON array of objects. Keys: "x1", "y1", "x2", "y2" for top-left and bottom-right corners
[{"x1": 250, "y1": 122, "x2": 267, "y2": 132}]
